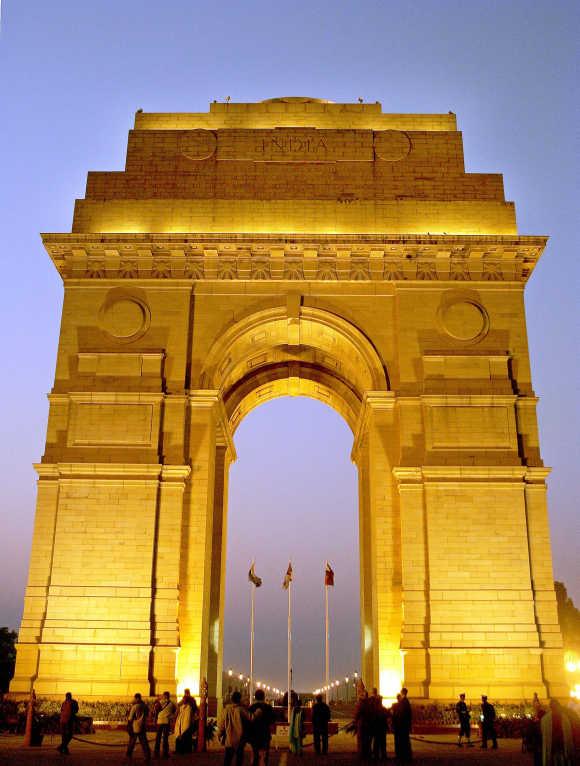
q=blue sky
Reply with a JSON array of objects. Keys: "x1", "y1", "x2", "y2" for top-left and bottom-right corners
[{"x1": 0, "y1": 0, "x2": 578, "y2": 690}]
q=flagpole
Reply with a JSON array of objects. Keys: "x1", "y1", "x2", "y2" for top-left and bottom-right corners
[
  {"x1": 250, "y1": 582, "x2": 255, "y2": 703},
  {"x1": 287, "y1": 578, "x2": 292, "y2": 725},
  {"x1": 325, "y1": 580, "x2": 330, "y2": 704}
]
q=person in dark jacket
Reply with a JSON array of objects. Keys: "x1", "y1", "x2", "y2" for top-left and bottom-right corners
[
  {"x1": 480, "y1": 695, "x2": 498, "y2": 749},
  {"x1": 248, "y1": 689, "x2": 275, "y2": 766},
  {"x1": 355, "y1": 691, "x2": 373, "y2": 761},
  {"x1": 57, "y1": 692, "x2": 78, "y2": 755},
  {"x1": 312, "y1": 694, "x2": 331, "y2": 755},
  {"x1": 456, "y1": 693, "x2": 473, "y2": 747},
  {"x1": 393, "y1": 688, "x2": 412, "y2": 762},
  {"x1": 369, "y1": 689, "x2": 388, "y2": 761}
]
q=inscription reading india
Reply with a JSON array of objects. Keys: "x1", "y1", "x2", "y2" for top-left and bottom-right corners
[{"x1": 256, "y1": 136, "x2": 328, "y2": 155}]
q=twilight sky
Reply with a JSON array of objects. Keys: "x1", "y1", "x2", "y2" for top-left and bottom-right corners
[{"x1": 0, "y1": 0, "x2": 578, "y2": 692}]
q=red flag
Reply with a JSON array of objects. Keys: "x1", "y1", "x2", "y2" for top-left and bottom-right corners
[{"x1": 325, "y1": 561, "x2": 334, "y2": 587}]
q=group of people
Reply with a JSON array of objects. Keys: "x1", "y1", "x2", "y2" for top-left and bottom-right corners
[
  {"x1": 217, "y1": 690, "x2": 334, "y2": 762},
  {"x1": 354, "y1": 687, "x2": 412, "y2": 762},
  {"x1": 524, "y1": 694, "x2": 577, "y2": 766},
  {"x1": 126, "y1": 688, "x2": 199, "y2": 761},
  {"x1": 51, "y1": 684, "x2": 578, "y2": 765},
  {"x1": 217, "y1": 688, "x2": 276, "y2": 766},
  {"x1": 455, "y1": 693, "x2": 498, "y2": 749}
]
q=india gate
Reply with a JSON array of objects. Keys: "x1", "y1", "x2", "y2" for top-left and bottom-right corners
[{"x1": 11, "y1": 97, "x2": 567, "y2": 704}]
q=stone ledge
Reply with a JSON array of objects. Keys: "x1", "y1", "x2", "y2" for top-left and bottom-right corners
[{"x1": 42, "y1": 233, "x2": 546, "y2": 283}]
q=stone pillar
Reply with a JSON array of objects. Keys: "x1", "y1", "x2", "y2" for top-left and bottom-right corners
[
  {"x1": 524, "y1": 468, "x2": 567, "y2": 697},
  {"x1": 178, "y1": 392, "x2": 234, "y2": 707},
  {"x1": 12, "y1": 463, "x2": 185, "y2": 698},
  {"x1": 392, "y1": 468, "x2": 430, "y2": 698},
  {"x1": 422, "y1": 467, "x2": 547, "y2": 700},
  {"x1": 206, "y1": 439, "x2": 235, "y2": 710},
  {"x1": 353, "y1": 393, "x2": 401, "y2": 697},
  {"x1": 10, "y1": 469, "x2": 59, "y2": 693},
  {"x1": 150, "y1": 465, "x2": 191, "y2": 693}
]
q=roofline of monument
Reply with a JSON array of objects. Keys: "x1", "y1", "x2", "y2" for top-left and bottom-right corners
[{"x1": 41, "y1": 233, "x2": 548, "y2": 246}]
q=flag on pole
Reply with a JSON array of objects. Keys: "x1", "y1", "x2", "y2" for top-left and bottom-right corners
[
  {"x1": 325, "y1": 561, "x2": 335, "y2": 587},
  {"x1": 282, "y1": 562, "x2": 293, "y2": 590},
  {"x1": 248, "y1": 562, "x2": 262, "y2": 587}
]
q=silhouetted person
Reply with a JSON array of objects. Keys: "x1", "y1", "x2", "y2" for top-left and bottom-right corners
[
  {"x1": 249, "y1": 688, "x2": 275, "y2": 766},
  {"x1": 312, "y1": 693, "x2": 331, "y2": 755},
  {"x1": 282, "y1": 689, "x2": 299, "y2": 713},
  {"x1": 480, "y1": 695, "x2": 497, "y2": 749},
  {"x1": 57, "y1": 692, "x2": 78, "y2": 755},
  {"x1": 369, "y1": 688, "x2": 387, "y2": 761},
  {"x1": 393, "y1": 687, "x2": 412, "y2": 762},
  {"x1": 153, "y1": 691, "x2": 176, "y2": 759},
  {"x1": 455, "y1": 693, "x2": 473, "y2": 747},
  {"x1": 355, "y1": 691, "x2": 373, "y2": 761},
  {"x1": 541, "y1": 698, "x2": 574, "y2": 766},
  {"x1": 126, "y1": 693, "x2": 151, "y2": 762},
  {"x1": 218, "y1": 690, "x2": 252, "y2": 766}
]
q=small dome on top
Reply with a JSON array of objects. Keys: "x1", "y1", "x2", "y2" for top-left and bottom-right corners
[{"x1": 260, "y1": 97, "x2": 335, "y2": 104}]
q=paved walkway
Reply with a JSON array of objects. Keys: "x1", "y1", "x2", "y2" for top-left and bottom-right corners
[{"x1": 0, "y1": 731, "x2": 535, "y2": 765}]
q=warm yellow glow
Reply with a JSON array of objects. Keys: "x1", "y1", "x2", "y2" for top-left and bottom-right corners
[
  {"x1": 566, "y1": 661, "x2": 578, "y2": 673},
  {"x1": 571, "y1": 684, "x2": 580, "y2": 700},
  {"x1": 177, "y1": 676, "x2": 200, "y2": 697},
  {"x1": 379, "y1": 669, "x2": 402, "y2": 706},
  {"x1": 364, "y1": 626, "x2": 373, "y2": 651}
]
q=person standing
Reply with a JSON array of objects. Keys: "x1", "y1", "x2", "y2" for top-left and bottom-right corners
[
  {"x1": 312, "y1": 693, "x2": 331, "y2": 755},
  {"x1": 248, "y1": 688, "x2": 275, "y2": 766},
  {"x1": 397, "y1": 687, "x2": 413, "y2": 762},
  {"x1": 126, "y1": 693, "x2": 151, "y2": 762},
  {"x1": 480, "y1": 695, "x2": 498, "y2": 749},
  {"x1": 288, "y1": 699, "x2": 304, "y2": 755},
  {"x1": 218, "y1": 690, "x2": 252, "y2": 766},
  {"x1": 174, "y1": 692, "x2": 197, "y2": 754},
  {"x1": 56, "y1": 692, "x2": 78, "y2": 755},
  {"x1": 370, "y1": 690, "x2": 388, "y2": 762},
  {"x1": 541, "y1": 698, "x2": 574, "y2": 766},
  {"x1": 354, "y1": 691, "x2": 373, "y2": 761},
  {"x1": 153, "y1": 691, "x2": 176, "y2": 759},
  {"x1": 455, "y1": 694, "x2": 473, "y2": 748}
]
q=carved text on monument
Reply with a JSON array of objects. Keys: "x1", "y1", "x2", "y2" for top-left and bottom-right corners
[{"x1": 255, "y1": 136, "x2": 328, "y2": 156}]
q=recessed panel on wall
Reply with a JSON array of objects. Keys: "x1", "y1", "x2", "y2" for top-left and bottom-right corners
[
  {"x1": 67, "y1": 394, "x2": 161, "y2": 448},
  {"x1": 423, "y1": 396, "x2": 517, "y2": 451}
]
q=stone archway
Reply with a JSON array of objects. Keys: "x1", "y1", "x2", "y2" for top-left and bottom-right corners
[
  {"x1": 179, "y1": 303, "x2": 396, "y2": 703},
  {"x1": 11, "y1": 99, "x2": 567, "y2": 704}
]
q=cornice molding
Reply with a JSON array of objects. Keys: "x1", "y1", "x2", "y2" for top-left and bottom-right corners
[
  {"x1": 34, "y1": 462, "x2": 190, "y2": 482},
  {"x1": 392, "y1": 466, "x2": 531, "y2": 484},
  {"x1": 42, "y1": 233, "x2": 546, "y2": 284}
]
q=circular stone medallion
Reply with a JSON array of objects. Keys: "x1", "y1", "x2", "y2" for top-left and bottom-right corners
[
  {"x1": 101, "y1": 298, "x2": 149, "y2": 341},
  {"x1": 179, "y1": 130, "x2": 217, "y2": 161},
  {"x1": 440, "y1": 300, "x2": 488, "y2": 342},
  {"x1": 374, "y1": 130, "x2": 412, "y2": 161}
]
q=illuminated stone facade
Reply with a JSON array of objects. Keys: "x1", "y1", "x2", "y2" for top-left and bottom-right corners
[{"x1": 12, "y1": 98, "x2": 566, "y2": 702}]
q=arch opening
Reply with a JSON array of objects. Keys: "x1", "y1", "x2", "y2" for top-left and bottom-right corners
[
  {"x1": 222, "y1": 396, "x2": 360, "y2": 696},
  {"x1": 193, "y1": 305, "x2": 396, "y2": 706}
]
